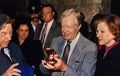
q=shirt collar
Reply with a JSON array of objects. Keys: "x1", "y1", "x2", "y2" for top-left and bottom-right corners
[
  {"x1": 45, "y1": 19, "x2": 54, "y2": 26},
  {"x1": 66, "y1": 32, "x2": 80, "y2": 45}
]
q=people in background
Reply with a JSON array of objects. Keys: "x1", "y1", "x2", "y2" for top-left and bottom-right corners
[
  {"x1": 79, "y1": 12, "x2": 89, "y2": 38},
  {"x1": 94, "y1": 14, "x2": 120, "y2": 76},
  {"x1": 40, "y1": 8, "x2": 98, "y2": 76},
  {"x1": 89, "y1": 13, "x2": 105, "y2": 50},
  {"x1": 0, "y1": 13, "x2": 26, "y2": 76},
  {"x1": 34, "y1": 4, "x2": 62, "y2": 50},
  {"x1": 27, "y1": 5, "x2": 43, "y2": 39},
  {"x1": 12, "y1": 16, "x2": 44, "y2": 76}
]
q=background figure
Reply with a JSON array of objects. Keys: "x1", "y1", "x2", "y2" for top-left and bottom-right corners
[
  {"x1": 0, "y1": 13, "x2": 26, "y2": 76},
  {"x1": 12, "y1": 15, "x2": 27, "y2": 41},
  {"x1": 79, "y1": 12, "x2": 89, "y2": 38},
  {"x1": 89, "y1": 13, "x2": 105, "y2": 50},
  {"x1": 40, "y1": 8, "x2": 98, "y2": 76},
  {"x1": 27, "y1": 5, "x2": 43, "y2": 40},
  {"x1": 12, "y1": 17, "x2": 44, "y2": 76},
  {"x1": 34, "y1": 4, "x2": 62, "y2": 50},
  {"x1": 94, "y1": 14, "x2": 120, "y2": 76}
]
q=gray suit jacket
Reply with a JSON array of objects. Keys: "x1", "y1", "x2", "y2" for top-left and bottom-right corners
[
  {"x1": 34, "y1": 20, "x2": 62, "y2": 50},
  {"x1": 40, "y1": 33, "x2": 98, "y2": 76}
]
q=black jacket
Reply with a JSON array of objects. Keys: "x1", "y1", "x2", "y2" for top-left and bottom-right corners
[
  {"x1": 95, "y1": 42, "x2": 120, "y2": 76},
  {"x1": 0, "y1": 42, "x2": 26, "y2": 75}
]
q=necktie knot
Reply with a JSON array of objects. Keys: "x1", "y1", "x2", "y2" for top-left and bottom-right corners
[
  {"x1": 67, "y1": 40, "x2": 71, "y2": 44},
  {"x1": 43, "y1": 23, "x2": 47, "y2": 32},
  {"x1": 45, "y1": 23, "x2": 47, "y2": 26}
]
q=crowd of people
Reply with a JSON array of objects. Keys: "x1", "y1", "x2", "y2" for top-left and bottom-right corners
[{"x1": 0, "y1": 3, "x2": 120, "y2": 76}]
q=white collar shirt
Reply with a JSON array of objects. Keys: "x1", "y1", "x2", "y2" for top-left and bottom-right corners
[
  {"x1": 62, "y1": 32, "x2": 80, "y2": 64},
  {"x1": 41, "y1": 19, "x2": 54, "y2": 48}
]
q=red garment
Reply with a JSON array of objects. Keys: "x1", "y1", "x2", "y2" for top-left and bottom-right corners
[{"x1": 103, "y1": 41, "x2": 119, "y2": 58}]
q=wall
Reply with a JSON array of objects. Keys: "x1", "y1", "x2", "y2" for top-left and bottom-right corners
[{"x1": 41, "y1": 0, "x2": 111, "y2": 23}]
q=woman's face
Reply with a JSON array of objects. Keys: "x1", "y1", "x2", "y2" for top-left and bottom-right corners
[
  {"x1": 96, "y1": 22, "x2": 115, "y2": 47},
  {"x1": 17, "y1": 24, "x2": 29, "y2": 40}
]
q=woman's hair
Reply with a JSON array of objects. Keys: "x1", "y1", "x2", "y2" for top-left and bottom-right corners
[
  {"x1": 0, "y1": 13, "x2": 11, "y2": 30},
  {"x1": 95, "y1": 14, "x2": 120, "y2": 41},
  {"x1": 15, "y1": 15, "x2": 28, "y2": 30}
]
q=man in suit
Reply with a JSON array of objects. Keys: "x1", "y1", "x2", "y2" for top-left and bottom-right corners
[
  {"x1": 12, "y1": 19, "x2": 44, "y2": 76},
  {"x1": 0, "y1": 13, "x2": 26, "y2": 76},
  {"x1": 27, "y1": 5, "x2": 43, "y2": 40},
  {"x1": 34, "y1": 4, "x2": 62, "y2": 50},
  {"x1": 40, "y1": 8, "x2": 98, "y2": 76}
]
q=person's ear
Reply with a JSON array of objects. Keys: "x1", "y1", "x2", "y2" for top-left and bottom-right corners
[
  {"x1": 53, "y1": 12, "x2": 55, "y2": 16},
  {"x1": 78, "y1": 24, "x2": 82, "y2": 30}
]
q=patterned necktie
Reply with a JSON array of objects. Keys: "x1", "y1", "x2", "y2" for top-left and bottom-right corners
[
  {"x1": 40, "y1": 23, "x2": 47, "y2": 45},
  {"x1": 62, "y1": 41, "x2": 71, "y2": 64}
]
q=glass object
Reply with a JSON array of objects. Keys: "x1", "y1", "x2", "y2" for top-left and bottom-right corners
[{"x1": 45, "y1": 48, "x2": 57, "y2": 66}]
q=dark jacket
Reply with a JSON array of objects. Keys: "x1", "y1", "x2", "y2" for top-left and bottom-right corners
[
  {"x1": 0, "y1": 42, "x2": 26, "y2": 75},
  {"x1": 95, "y1": 42, "x2": 120, "y2": 76},
  {"x1": 13, "y1": 38, "x2": 44, "y2": 76},
  {"x1": 34, "y1": 20, "x2": 62, "y2": 50}
]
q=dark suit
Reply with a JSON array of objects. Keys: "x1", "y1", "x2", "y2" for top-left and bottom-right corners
[
  {"x1": 95, "y1": 42, "x2": 120, "y2": 76},
  {"x1": 0, "y1": 42, "x2": 26, "y2": 75},
  {"x1": 27, "y1": 17, "x2": 43, "y2": 40},
  {"x1": 12, "y1": 38, "x2": 44, "y2": 76},
  {"x1": 34, "y1": 20, "x2": 62, "y2": 50},
  {"x1": 27, "y1": 20, "x2": 36, "y2": 40},
  {"x1": 40, "y1": 33, "x2": 98, "y2": 76}
]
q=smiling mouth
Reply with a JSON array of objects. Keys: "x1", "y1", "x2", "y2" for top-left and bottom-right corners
[{"x1": 63, "y1": 34, "x2": 69, "y2": 37}]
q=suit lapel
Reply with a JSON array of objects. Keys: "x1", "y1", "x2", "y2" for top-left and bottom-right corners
[
  {"x1": 34, "y1": 23, "x2": 43, "y2": 40},
  {"x1": 44, "y1": 21, "x2": 60, "y2": 49},
  {"x1": 68, "y1": 35, "x2": 86, "y2": 66},
  {"x1": 45, "y1": 21, "x2": 56, "y2": 41},
  {"x1": 59, "y1": 39, "x2": 66, "y2": 58}
]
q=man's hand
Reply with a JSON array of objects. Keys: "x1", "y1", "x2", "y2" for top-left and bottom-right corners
[
  {"x1": 42, "y1": 54, "x2": 67, "y2": 72},
  {"x1": 2, "y1": 63, "x2": 21, "y2": 76}
]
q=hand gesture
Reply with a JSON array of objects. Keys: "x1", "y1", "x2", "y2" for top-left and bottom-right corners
[
  {"x1": 2, "y1": 63, "x2": 21, "y2": 76},
  {"x1": 42, "y1": 54, "x2": 67, "y2": 72}
]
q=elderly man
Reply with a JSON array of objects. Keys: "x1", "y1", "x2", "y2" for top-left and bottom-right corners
[
  {"x1": 40, "y1": 8, "x2": 98, "y2": 76},
  {"x1": 0, "y1": 13, "x2": 26, "y2": 76}
]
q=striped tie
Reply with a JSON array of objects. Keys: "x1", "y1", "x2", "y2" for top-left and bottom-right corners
[
  {"x1": 62, "y1": 41, "x2": 71, "y2": 64},
  {"x1": 40, "y1": 23, "x2": 47, "y2": 46}
]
